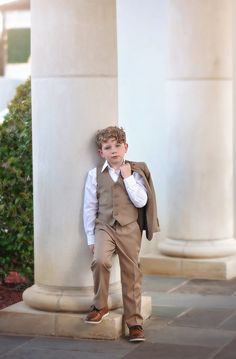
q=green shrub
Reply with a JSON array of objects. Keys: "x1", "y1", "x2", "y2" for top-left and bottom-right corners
[{"x1": 0, "y1": 78, "x2": 33, "y2": 282}]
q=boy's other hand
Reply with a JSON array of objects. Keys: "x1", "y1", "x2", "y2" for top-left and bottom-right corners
[
  {"x1": 120, "y1": 162, "x2": 131, "y2": 179},
  {"x1": 89, "y1": 245, "x2": 95, "y2": 254}
]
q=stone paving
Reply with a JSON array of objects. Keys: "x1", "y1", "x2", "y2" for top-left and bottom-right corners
[{"x1": 1, "y1": 275, "x2": 236, "y2": 358}]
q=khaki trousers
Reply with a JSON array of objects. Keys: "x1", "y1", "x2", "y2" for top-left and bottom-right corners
[{"x1": 91, "y1": 221, "x2": 143, "y2": 327}]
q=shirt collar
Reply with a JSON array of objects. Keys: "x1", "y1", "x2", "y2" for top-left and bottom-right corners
[
  {"x1": 101, "y1": 160, "x2": 109, "y2": 172},
  {"x1": 101, "y1": 160, "x2": 121, "y2": 173}
]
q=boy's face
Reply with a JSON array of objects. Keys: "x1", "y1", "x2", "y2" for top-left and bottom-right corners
[{"x1": 99, "y1": 138, "x2": 128, "y2": 168}]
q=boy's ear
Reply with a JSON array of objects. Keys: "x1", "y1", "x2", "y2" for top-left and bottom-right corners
[
  {"x1": 125, "y1": 143, "x2": 128, "y2": 152},
  {"x1": 98, "y1": 149, "x2": 104, "y2": 158}
]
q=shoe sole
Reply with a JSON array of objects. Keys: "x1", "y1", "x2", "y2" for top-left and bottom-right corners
[
  {"x1": 84, "y1": 312, "x2": 109, "y2": 324},
  {"x1": 129, "y1": 337, "x2": 146, "y2": 342}
]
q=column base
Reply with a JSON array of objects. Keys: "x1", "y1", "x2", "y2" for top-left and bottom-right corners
[
  {"x1": 140, "y1": 251, "x2": 236, "y2": 279},
  {"x1": 0, "y1": 296, "x2": 152, "y2": 340},
  {"x1": 23, "y1": 281, "x2": 122, "y2": 313},
  {"x1": 158, "y1": 238, "x2": 236, "y2": 259}
]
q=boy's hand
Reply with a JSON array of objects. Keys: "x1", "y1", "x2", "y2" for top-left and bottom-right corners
[
  {"x1": 120, "y1": 162, "x2": 131, "y2": 179},
  {"x1": 89, "y1": 245, "x2": 95, "y2": 254}
]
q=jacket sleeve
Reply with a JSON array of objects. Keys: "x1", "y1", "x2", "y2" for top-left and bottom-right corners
[{"x1": 130, "y1": 161, "x2": 160, "y2": 240}]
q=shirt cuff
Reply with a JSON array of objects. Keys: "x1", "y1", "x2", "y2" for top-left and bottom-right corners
[
  {"x1": 123, "y1": 174, "x2": 136, "y2": 188},
  {"x1": 87, "y1": 234, "x2": 95, "y2": 246}
]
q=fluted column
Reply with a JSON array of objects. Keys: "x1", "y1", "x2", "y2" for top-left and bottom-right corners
[
  {"x1": 23, "y1": 0, "x2": 122, "y2": 312},
  {"x1": 159, "y1": 0, "x2": 236, "y2": 258}
]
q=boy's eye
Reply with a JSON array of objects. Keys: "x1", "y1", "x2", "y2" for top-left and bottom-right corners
[
  {"x1": 104, "y1": 146, "x2": 111, "y2": 150},
  {"x1": 116, "y1": 144, "x2": 121, "y2": 147}
]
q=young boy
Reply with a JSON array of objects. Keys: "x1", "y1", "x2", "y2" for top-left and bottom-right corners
[{"x1": 83, "y1": 126, "x2": 159, "y2": 342}]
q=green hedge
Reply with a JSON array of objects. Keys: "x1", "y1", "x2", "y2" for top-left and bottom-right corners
[{"x1": 0, "y1": 78, "x2": 33, "y2": 282}]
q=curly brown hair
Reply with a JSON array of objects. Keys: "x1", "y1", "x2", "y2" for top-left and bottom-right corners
[{"x1": 95, "y1": 126, "x2": 126, "y2": 149}]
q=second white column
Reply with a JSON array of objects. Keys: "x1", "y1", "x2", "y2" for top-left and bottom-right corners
[{"x1": 159, "y1": 0, "x2": 236, "y2": 259}]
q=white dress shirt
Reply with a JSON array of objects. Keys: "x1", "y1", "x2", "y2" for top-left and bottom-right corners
[{"x1": 83, "y1": 160, "x2": 147, "y2": 245}]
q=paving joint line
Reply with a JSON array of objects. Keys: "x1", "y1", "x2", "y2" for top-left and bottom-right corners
[
  {"x1": 206, "y1": 336, "x2": 236, "y2": 359},
  {"x1": 0, "y1": 336, "x2": 35, "y2": 359},
  {"x1": 216, "y1": 309, "x2": 236, "y2": 329},
  {"x1": 174, "y1": 306, "x2": 193, "y2": 319},
  {"x1": 167, "y1": 279, "x2": 190, "y2": 293}
]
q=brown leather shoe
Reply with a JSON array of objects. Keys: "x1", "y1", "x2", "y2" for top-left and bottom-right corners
[
  {"x1": 85, "y1": 305, "x2": 109, "y2": 324},
  {"x1": 129, "y1": 325, "x2": 146, "y2": 342}
]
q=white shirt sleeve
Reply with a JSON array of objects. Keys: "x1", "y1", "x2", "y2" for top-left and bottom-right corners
[
  {"x1": 83, "y1": 168, "x2": 98, "y2": 246},
  {"x1": 123, "y1": 172, "x2": 147, "y2": 208}
]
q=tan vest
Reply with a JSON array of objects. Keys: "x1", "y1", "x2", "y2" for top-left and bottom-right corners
[{"x1": 96, "y1": 166, "x2": 138, "y2": 226}]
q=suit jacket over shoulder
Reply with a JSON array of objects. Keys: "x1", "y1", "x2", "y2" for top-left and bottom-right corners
[{"x1": 127, "y1": 160, "x2": 160, "y2": 240}]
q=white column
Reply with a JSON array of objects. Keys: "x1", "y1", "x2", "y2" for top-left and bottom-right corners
[
  {"x1": 23, "y1": 0, "x2": 122, "y2": 312},
  {"x1": 159, "y1": 0, "x2": 236, "y2": 258}
]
